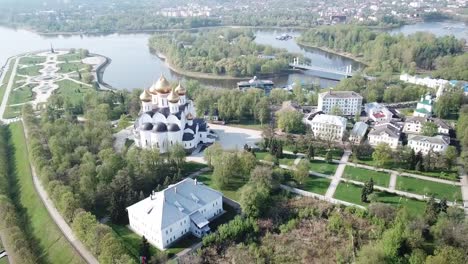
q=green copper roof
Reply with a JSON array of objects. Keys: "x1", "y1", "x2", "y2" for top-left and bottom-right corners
[
  {"x1": 420, "y1": 99, "x2": 432, "y2": 106},
  {"x1": 415, "y1": 108, "x2": 430, "y2": 113}
]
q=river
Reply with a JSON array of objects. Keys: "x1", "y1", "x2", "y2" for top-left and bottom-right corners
[{"x1": 0, "y1": 20, "x2": 465, "y2": 90}]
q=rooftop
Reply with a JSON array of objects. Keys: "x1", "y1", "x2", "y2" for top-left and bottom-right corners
[
  {"x1": 310, "y1": 113, "x2": 347, "y2": 127},
  {"x1": 319, "y1": 90, "x2": 363, "y2": 99},
  {"x1": 408, "y1": 135, "x2": 450, "y2": 145},
  {"x1": 126, "y1": 178, "x2": 222, "y2": 230},
  {"x1": 368, "y1": 122, "x2": 401, "y2": 139},
  {"x1": 350, "y1": 121, "x2": 368, "y2": 137}
]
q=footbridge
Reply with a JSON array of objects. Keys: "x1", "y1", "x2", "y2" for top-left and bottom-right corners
[{"x1": 289, "y1": 57, "x2": 354, "y2": 81}]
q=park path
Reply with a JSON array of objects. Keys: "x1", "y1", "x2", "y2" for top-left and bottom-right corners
[
  {"x1": 293, "y1": 156, "x2": 302, "y2": 166},
  {"x1": 460, "y1": 168, "x2": 468, "y2": 215},
  {"x1": 325, "y1": 151, "x2": 351, "y2": 198},
  {"x1": 22, "y1": 122, "x2": 98, "y2": 264},
  {"x1": 389, "y1": 172, "x2": 398, "y2": 191},
  {"x1": 0, "y1": 57, "x2": 21, "y2": 123}
]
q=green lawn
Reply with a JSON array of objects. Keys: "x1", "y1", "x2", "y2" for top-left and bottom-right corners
[
  {"x1": 315, "y1": 148, "x2": 344, "y2": 159},
  {"x1": 334, "y1": 182, "x2": 426, "y2": 215},
  {"x1": 7, "y1": 85, "x2": 33, "y2": 105},
  {"x1": 9, "y1": 123, "x2": 84, "y2": 264},
  {"x1": 396, "y1": 176, "x2": 462, "y2": 202},
  {"x1": 255, "y1": 151, "x2": 297, "y2": 166},
  {"x1": 0, "y1": 257, "x2": 8, "y2": 264},
  {"x1": 343, "y1": 166, "x2": 390, "y2": 187},
  {"x1": 58, "y1": 62, "x2": 88, "y2": 73},
  {"x1": 309, "y1": 160, "x2": 338, "y2": 175},
  {"x1": 16, "y1": 65, "x2": 42, "y2": 76},
  {"x1": 55, "y1": 80, "x2": 95, "y2": 104},
  {"x1": 181, "y1": 162, "x2": 208, "y2": 176},
  {"x1": 0, "y1": 59, "x2": 16, "y2": 103},
  {"x1": 300, "y1": 175, "x2": 331, "y2": 195},
  {"x1": 3, "y1": 105, "x2": 23, "y2": 119},
  {"x1": 226, "y1": 120, "x2": 265, "y2": 131},
  {"x1": 402, "y1": 169, "x2": 459, "y2": 181},
  {"x1": 197, "y1": 172, "x2": 246, "y2": 201},
  {"x1": 58, "y1": 53, "x2": 84, "y2": 61},
  {"x1": 19, "y1": 56, "x2": 46, "y2": 65}
]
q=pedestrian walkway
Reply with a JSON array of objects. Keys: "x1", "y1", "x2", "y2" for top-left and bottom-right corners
[
  {"x1": 280, "y1": 184, "x2": 365, "y2": 210},
  {"x1": 389, "y1": 172, "x2": 397, "y2": 191},
  {"x1": 460, "y1": 169, "x2": 468, "y2": 215},
  {"x1": 293, "y1": 156, "x2": 302, "y2": 166},
  {"x1": 23, "y1": 122, "x2": 98, "y2": 264},
  {"x1": 325, "y1": 151, "x2": 351, "y2": 198}
]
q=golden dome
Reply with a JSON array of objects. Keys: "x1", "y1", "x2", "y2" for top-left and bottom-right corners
[
  {"x1": 139, "y1": 89, "x2": 152, "y2": 102},
  {"x1": 167, "y1": 87, "x2": 180, "y2": 104},
  {"x1": 149, "y1": 75, "x2": 171, "y2": 94},
  {"x1": 186, "y1": 113, "x2": 194, "y2": 120},
  {"x1": 175, "y1": 82, "x2": 186, "y2": 95}
]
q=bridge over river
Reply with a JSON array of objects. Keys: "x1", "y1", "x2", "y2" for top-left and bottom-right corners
[{"x1": 289, "y1": 58, "x2": 374, "y2": 81}]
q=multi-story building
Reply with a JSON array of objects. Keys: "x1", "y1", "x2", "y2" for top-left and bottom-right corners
[
  {"x1": 367, "y1": 122, "x2": 402, "y2": 149},
  {"x1": 403, "y1": 116, "x2": 451, "y2": 135},
  {"x1": 407, "y1": 135, "x2": 450, "y2": 154},
  {"x1": 127, "y1": 178, "x2": 223, "y2": 250},
  {"x1": 317, "y1": 91, "x2": 363, "y2": 116},
  {"x1": 306, "y1": 113, "x2": 347, "y2": 141},
  {"x1": 365, "y1": 102, "x2": 393, "y2": 122}
]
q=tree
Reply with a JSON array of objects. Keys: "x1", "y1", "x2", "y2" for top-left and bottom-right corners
[
  {"x1": 325, "y1": 151, "x2": 333, "y2": 163},
  {"x1": 204, "y1": 143, "x2": 223, "y2": 167},
  {"x1": 426, "y1": 246, "x2": 466, "y2": 264},
  {"x1": 444, "y1": 146, "x2": 458, "y2": 171},
  {"x1": 212, "y1": 152, "x2": 241, "y2": 189},
  {"x1": 422, "y1": 122, "x2": 438, "y2": 136},
  {"x1": 293, "y1": 159, "x2": 309, "y2": 185},
  {"x1": 307, "y1": 144, "x2": 315, "y2": 161},
  {"x1": 255, "y1": 97, "x2": 270, "y2": 126},
  {"x1": 330, "y1": 105, "x2": 343, "y2": 116},
  {"x1": 82, "y1": 73, "x2": 94, "y2": 84},
  {"x1": 169, "y1": 143, "x2": 186, "y2": 172},
  {"x1": 372, "y1": 143, "x2": 393, "y2": 168},
  {"x1": 139, "y1": 236, "x2": 151, "y2": 263},
  {"x1": 276, "y1": 110, "x2": 306, "y2": 134},
  {"x1": 425, "y1": 196, "x2": 440, "y2": 225},
  {"x1": 239, "y1": 182, "x2": 270, "y2": 217},
  {"x1": 361, "y1": 185, "x2": 369, "y2": 203}
]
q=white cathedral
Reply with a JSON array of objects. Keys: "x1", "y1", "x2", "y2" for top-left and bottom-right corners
[{"x1": 133, "y1": 75, "x2": 216, "y2": 153}]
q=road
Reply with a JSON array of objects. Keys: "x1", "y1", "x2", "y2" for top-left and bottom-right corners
[{"x1": 22, "y1": 122, "x2": 98, "y2": 264}]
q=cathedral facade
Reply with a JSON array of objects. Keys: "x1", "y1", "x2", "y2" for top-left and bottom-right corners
[{"x1": 133, "y1": 75, "x2": 216, "y2": 153}]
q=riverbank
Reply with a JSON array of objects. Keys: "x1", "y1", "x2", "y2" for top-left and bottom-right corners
[
  {"x1": 295, "y1": 41, "x2": 369, "y2": 66},
  {"x1": 153, "y1": 50, "x2": 293, "y2": 83}
]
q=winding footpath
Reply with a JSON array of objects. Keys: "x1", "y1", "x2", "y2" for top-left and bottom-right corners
[
  {"x1": 22, "y1": 122, "x2": 98, "y2": 264},
  {"x1": 0, "y1": 54, "x2": 97, "y2": 263}
]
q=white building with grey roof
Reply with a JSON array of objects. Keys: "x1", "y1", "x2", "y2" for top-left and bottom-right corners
[
  {"x1": 133, "y1": 75, "x2": 216, "y2": 153},
  {"x1": 318, "y1": 90, "x2": 363, "y2": 116},
  {"x1": 407, "y1": 135, "x2": 450, "y2": 155},
  {"x1": 306, "y1": 113, "x2": 347, "y2": 141},
  {"x1": 367, "y1": 122, "x2": 402, "y2": 149},
  {"x1": 126, "y1": 178, "x2": 223, "y2": 250}
]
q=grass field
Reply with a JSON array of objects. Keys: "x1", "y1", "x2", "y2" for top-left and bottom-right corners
[
  {"x1": 110, "y1": 224, "x2": 163, "y2": 260},
  {"x1": 181, "y1": 162, "x2": 208, "y2": 176},
  {"x1": 7, "y1": 85, "x2": 33, "y2": 105},
  {"x1": 300, "y1": 175, "x2": 331, "y2": 195},
  {"x1": 0, "y1": 59, "x2": 16, "y2": 105},
  {"x1": 16, "y1": 65, "x2": 41, "y2": 76},
  {"x1": 226, "y1": 120, "x2": 265, "y2": 131},
  {"x1": 3, "y1": 105, "x2": 23, "y2": 119},
  {"x1": 19, "y1": 56, "x2": 46, "y2": 65},
  {"x1": 343, "y1": 166, "x2": 390, "y2": 187},
  {"x1": 255, "y1": 151, "x2": 297, "y2": 166},
  {"x1": 396, "y1": 176, "x2": 462, "y2": 202},
  {"x1": 55, "y1": 80, "x2": 94, "y2": 104},
  {"x1": 309, "y1": 160, "x2": 338, "y2": 175},
  {"x1": 58, "y1": 53, "x2": 84, "y2": 61},
  {"x1": 58, "y1": 62, "x2": 88, "y2": 73},
  {"x1": 334, "y1": 182, "x2": 426, "y2": 215},
  {"x1": 9, "y1": 123, "x2": 83, "y2": 264},
  {"x1": 197, "y1": 172, "x2": 246, "y2": 201}
]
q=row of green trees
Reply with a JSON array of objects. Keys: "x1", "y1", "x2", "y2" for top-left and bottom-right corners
[
  {"x1": 0, "y1": 126, "x2": 36, "y2": 264},
  {"x1": 457, "y1": 105, "x2": 468, "y2": 169},
  {"x1": 298, "y1": 25, "x2": 466, "y2": 79},
  {"x1": 22, "y1": 99, "x2": 186, "y2": 262},
  {"x1": 149, "y1": 29, "x2": 296, "y2": 77}
]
